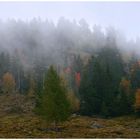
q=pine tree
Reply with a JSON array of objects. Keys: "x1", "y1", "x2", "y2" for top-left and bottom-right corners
[
  {"x1": 79, "y1": 57, "x2": 102, "y2": 115},
  {"x1": 130, "y1": 60, "x2": 140, "y2": 90},
  {"x1": 79, "y1": 46, "x2": 124, "y2": 117},
  {"x1": 38, "y1": 66, "x2": 71, "y2": 126}
]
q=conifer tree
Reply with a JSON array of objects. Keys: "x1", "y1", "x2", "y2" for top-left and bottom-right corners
[
  {"x1": 79, "y1": 46, "x2": 124, "y2": 116},
  {"x1": 38, "y1": 66, "x2": 71, "y2": 126}
]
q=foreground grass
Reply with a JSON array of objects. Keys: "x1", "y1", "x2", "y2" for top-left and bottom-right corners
[{"x1": 0, "y1": 114, "x2": 140, "y2": 138}]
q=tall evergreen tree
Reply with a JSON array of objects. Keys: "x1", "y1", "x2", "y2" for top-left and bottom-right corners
[
  {"x1": 79, "y1": 56, "x2": 102, "y2": 115},
  {"x1": 37, "y1": 66, "x2": 71, "y2": 125},
  {"x1": 79, "y1": 46, "x2": 124, "y2": 117}
]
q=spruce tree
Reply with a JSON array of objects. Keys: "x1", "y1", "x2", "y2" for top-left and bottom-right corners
[
  {"x1": 79, "y1": 46, "x2": 124, "y2": 117},
  {"x1": 38, "y1": 66, "x2": 71, "y2": 126}
]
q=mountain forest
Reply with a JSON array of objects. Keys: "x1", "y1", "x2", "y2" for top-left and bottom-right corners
[{"x1": 0, "y1": 18, "x2": 140, "y2": 138}]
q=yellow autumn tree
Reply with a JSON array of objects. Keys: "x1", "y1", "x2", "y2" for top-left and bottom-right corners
[
  {"x1": 67, "y1": 90, "x2": 80, "y2": 113},
  {"x1": 135, "y1": 88, "x2": 140, "y2": 114},
  {"x1": 28, "y1": 76, "x2": 36, "y2": 98},
  {"x1": 60, "y1": 72, "x2": 80, "y2": 113},
  {"x1": 120, "y1": 78, "x2": 131, "y2": 95},
  {"x1": 2, "y1": 72, "x2": 16, "y2": 94},
  {"x1": 119, "y1": 78, "x2": 134, "y2": 114}
]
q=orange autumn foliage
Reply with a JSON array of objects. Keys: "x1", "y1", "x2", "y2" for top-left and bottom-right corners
[
  {"x1": 2, "y1": 72, "x2": 16, "y2": 94},
  {"x1": 75, "y1": 72, "x2": 81, "y2": 87},
  {"x1": 120, "y1": 78, "x2": 131, "y2": 95},
  {"x1": 135, "y1": 89, "x2": 140, "y2": 111}
]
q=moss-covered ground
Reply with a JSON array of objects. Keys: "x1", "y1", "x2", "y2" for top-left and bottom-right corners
[{"x1": 0, "y1": 114, "x2": 140, "y2": 138}]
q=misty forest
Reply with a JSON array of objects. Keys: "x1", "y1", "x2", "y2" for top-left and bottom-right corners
[{"x1": 1, "y1": 17, "x2": 140, "y2": 138}]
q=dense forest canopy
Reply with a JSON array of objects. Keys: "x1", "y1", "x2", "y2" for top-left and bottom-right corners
[
  {"x1": 0, "y1": 17, "x2": 140, "y2": 118},
  {"x1": 0, "y1": 17, "x2": 139, "y2": 62}
]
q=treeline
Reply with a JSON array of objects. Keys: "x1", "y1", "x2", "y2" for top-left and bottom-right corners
[
  {"x1": 79, "y1": 45, "x2": 140, "y2": 117},
  {"x1": 1, "y1": 43, "x2": 140, "y2": 119},
  {"x1": 0, "y1": 18, "x2": 140, "y2": 122}
]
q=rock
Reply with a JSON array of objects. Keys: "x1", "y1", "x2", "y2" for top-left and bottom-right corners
[
  {"x1": 90, "y1": 121, "x2": 103, "y2": 129},
  {"x1": 71, "y1": 113, "x2": 77, "y2": 118},
  {"x1": 71, "y1": 114, "x2": 81, "y2": 118},
  {"x1": 27, "y1": 131, "x2": 32, "y2": 135}
]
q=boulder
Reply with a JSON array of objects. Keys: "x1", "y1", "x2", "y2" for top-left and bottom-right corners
[{"x1": 90, "y1": 121, "x2": 103, "y2": 129}]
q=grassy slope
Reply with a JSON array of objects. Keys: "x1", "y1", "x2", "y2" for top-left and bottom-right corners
[{"x1": 0, "y1": 114, "x2": 140, "y2": 138}]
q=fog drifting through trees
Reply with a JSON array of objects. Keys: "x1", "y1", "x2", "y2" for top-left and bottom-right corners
[
  {"x1": 0, "y1": 17, "x2": 140, "y2": 118},
  {"x1": 0, "y1": 17, "x2": 139, "y2": 72}
]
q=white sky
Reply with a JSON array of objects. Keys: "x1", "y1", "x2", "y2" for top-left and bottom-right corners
[{"x1": 0, "y1": 2, "x2": 139, "y2": 39}]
